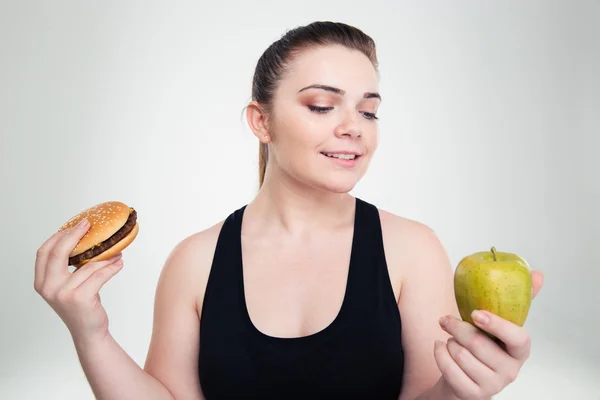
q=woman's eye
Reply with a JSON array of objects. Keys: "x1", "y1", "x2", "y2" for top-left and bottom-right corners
[
  {"x1": 307, "y1": 105, "x2": 333, "y2": 113},
  {"x1": 307, "y1": 105, "x2": 379, "y2": 121}
]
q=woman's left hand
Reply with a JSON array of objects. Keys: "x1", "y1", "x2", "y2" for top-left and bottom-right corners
[{"x1": 434, "y1": 270, "x2": 544, "y2": 400}]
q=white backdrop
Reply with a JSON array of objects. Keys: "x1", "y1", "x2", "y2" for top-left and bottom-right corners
[{"x1": 1, "y1": 1, "x2": 599, "y2": 399}]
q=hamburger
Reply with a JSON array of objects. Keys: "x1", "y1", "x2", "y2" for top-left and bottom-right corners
[{"x1": 58, "y1": 201, "x2": 139, "y2": 268}]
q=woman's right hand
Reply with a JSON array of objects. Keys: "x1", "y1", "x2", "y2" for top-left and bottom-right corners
[{"x1": 34, "y1": 218, "x2": 125, "y2": 345}]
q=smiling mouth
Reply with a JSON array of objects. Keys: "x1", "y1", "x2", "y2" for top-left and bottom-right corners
[{"x1": 320, "y1": 152, "x2": 360, "y2": 160}]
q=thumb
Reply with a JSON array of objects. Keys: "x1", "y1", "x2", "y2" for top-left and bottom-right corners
[{"x1": 531, "y1": 270, "x2": 544, "y2": 299}]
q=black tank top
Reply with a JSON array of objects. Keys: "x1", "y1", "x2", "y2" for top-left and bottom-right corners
[{"x1": 198, "y1": 197, "x2": 404, "y2": 399}]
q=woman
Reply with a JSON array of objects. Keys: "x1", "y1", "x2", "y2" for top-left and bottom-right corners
[{"x1": 34, "y1": 21, "x2": 543, "y2": 400}]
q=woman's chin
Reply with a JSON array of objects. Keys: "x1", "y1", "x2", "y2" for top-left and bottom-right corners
[
  {"x1": 315, "y1": 177, "x2": 360, "y2": 194},
  {"x1": 276, "y1": 167, "x2": 364, "y2": 194}
]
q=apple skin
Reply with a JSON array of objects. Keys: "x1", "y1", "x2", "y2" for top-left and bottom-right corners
[{"x1": 454, "y1": 247, "x2": 532, "y2": 340}]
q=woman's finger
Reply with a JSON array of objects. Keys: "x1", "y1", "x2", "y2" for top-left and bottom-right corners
[
  {"x1": 75, "y1": 259, "x2": 124, "y2": 298},
  {"x1": 34, "y1": 229, "x2": 69, "y2": 293},
  {"x1": 471, "y1": 310, "x2": 532, "y2": 362},
  {"x1": 43, "y1": 219, "x2": 91, "y2": 287},
  {"x1": 63, "y1": 253, "x2": 123, "y2": 290},
  {"x1": 446, "y1": 337, "x2": 495, "y2": 387},
  {"x1": 434, "y1": 340, "x2": 479, "y2": 400},
  {"x1": 441, "y1": 315, "x2": 510, "y2": 372}
]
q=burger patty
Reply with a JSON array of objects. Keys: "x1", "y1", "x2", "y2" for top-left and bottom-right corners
[{"x1": 69, "y1": 209, "x2": 137, "y2": 266}]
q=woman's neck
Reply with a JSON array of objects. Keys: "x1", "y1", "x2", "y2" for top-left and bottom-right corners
[{"x1": 248, "y1": 168, "x2": 355, "y2": 236}]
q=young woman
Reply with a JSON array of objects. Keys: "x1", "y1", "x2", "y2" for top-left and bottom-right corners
[{"x1": 34, "y1": 21, "x2": 543, "y2": 400}]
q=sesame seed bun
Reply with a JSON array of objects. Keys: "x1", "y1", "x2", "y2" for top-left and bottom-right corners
[{"x1": 58, "y1": 201, "x2": 139, "y2": 268}]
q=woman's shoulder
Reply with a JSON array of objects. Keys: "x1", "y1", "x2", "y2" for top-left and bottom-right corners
[
  {"x1": 154, "y1": 219, "x2": 227, "y2": 312},
  {"x1": 171, "y1": 220, "x2": 226, "y2": 260},
  {"x1": 375, "y1": 205, "x2": 448, "y2": 273},
  {"x1": 156, "y1": 201, "x2": 244, "y2": 293},
  {"x1": 376, "y1": 206, "x2": 437, "y2": 246},
  {"x1": 161, "y1": 219, "x2": 225, "y2": 278}
]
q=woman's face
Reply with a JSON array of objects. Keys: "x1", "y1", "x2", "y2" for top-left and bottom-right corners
[{"x1": 260, "y1": 44, "x2": 381, "y2": 194}]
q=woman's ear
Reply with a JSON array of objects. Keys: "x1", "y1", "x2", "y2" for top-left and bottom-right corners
[{"x1": 246, "y1": 102, "x2": 272, "y2": 144}]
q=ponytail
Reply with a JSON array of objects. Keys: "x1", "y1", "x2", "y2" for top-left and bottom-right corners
[{"x1": 258, "y1": 142, "x2": 268, "y2": 188}]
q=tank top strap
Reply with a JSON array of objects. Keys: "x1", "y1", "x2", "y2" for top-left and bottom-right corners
[
  {"x1": 342, "y1": 198, "x2": 399, "y2": 317},
  {"x1": 201, "y1": 204, "x2": 247, "y2": 321}
]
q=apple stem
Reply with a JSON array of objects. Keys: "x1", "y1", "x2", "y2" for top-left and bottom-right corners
[{"x1": 491, "y1": 246, "x2": 497, "y2": 261}]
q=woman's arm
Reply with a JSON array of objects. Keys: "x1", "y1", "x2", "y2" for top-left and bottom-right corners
[
  {"x1": 73, "y1": 332, "x2": 177, "y2": 400},
  {"x1": 143, "y1": 225, "x2": 222, "y2": 400},
  {"x1": 380, "y1": 212, "x2": 461, "y2": 400},
  {"x1": 382, "y1": 213, "x2": 543, "y2": 400},
  {"x1": 73, "y1": 228, "x2": 217, "y2": 400},
  {"x1": 34, "y1": 221, "x2": 208, "y2": 400},
  {"x1": 397, "y1": 225, "x2": 462, "y2": 400}
]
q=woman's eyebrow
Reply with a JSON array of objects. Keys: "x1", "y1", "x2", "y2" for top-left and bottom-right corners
[{"x1": 297, "y1": 84, "x2": 382, "y2": 101}]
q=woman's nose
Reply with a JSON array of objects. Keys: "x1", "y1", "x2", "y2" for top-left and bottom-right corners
[{"x1": 334, "y1": 111, "x2": 362, "y2": 138}]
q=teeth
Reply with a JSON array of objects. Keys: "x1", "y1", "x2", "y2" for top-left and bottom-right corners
[{"x1": 325, "y1": 153, "x2": 356, "y2": 160}]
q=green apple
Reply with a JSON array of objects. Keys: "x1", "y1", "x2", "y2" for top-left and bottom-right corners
[{"x1": 454, "y1": 246, "x2": 532, "y2": 340}]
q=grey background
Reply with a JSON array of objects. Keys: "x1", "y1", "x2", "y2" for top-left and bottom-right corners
[{"x1": 1, "y1": 1, "x2": 599, "y2": 398}]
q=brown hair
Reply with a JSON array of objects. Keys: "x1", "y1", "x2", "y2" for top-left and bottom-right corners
[{"x1": 249, "y1": 21, "x2": 379, "y2": 187}]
